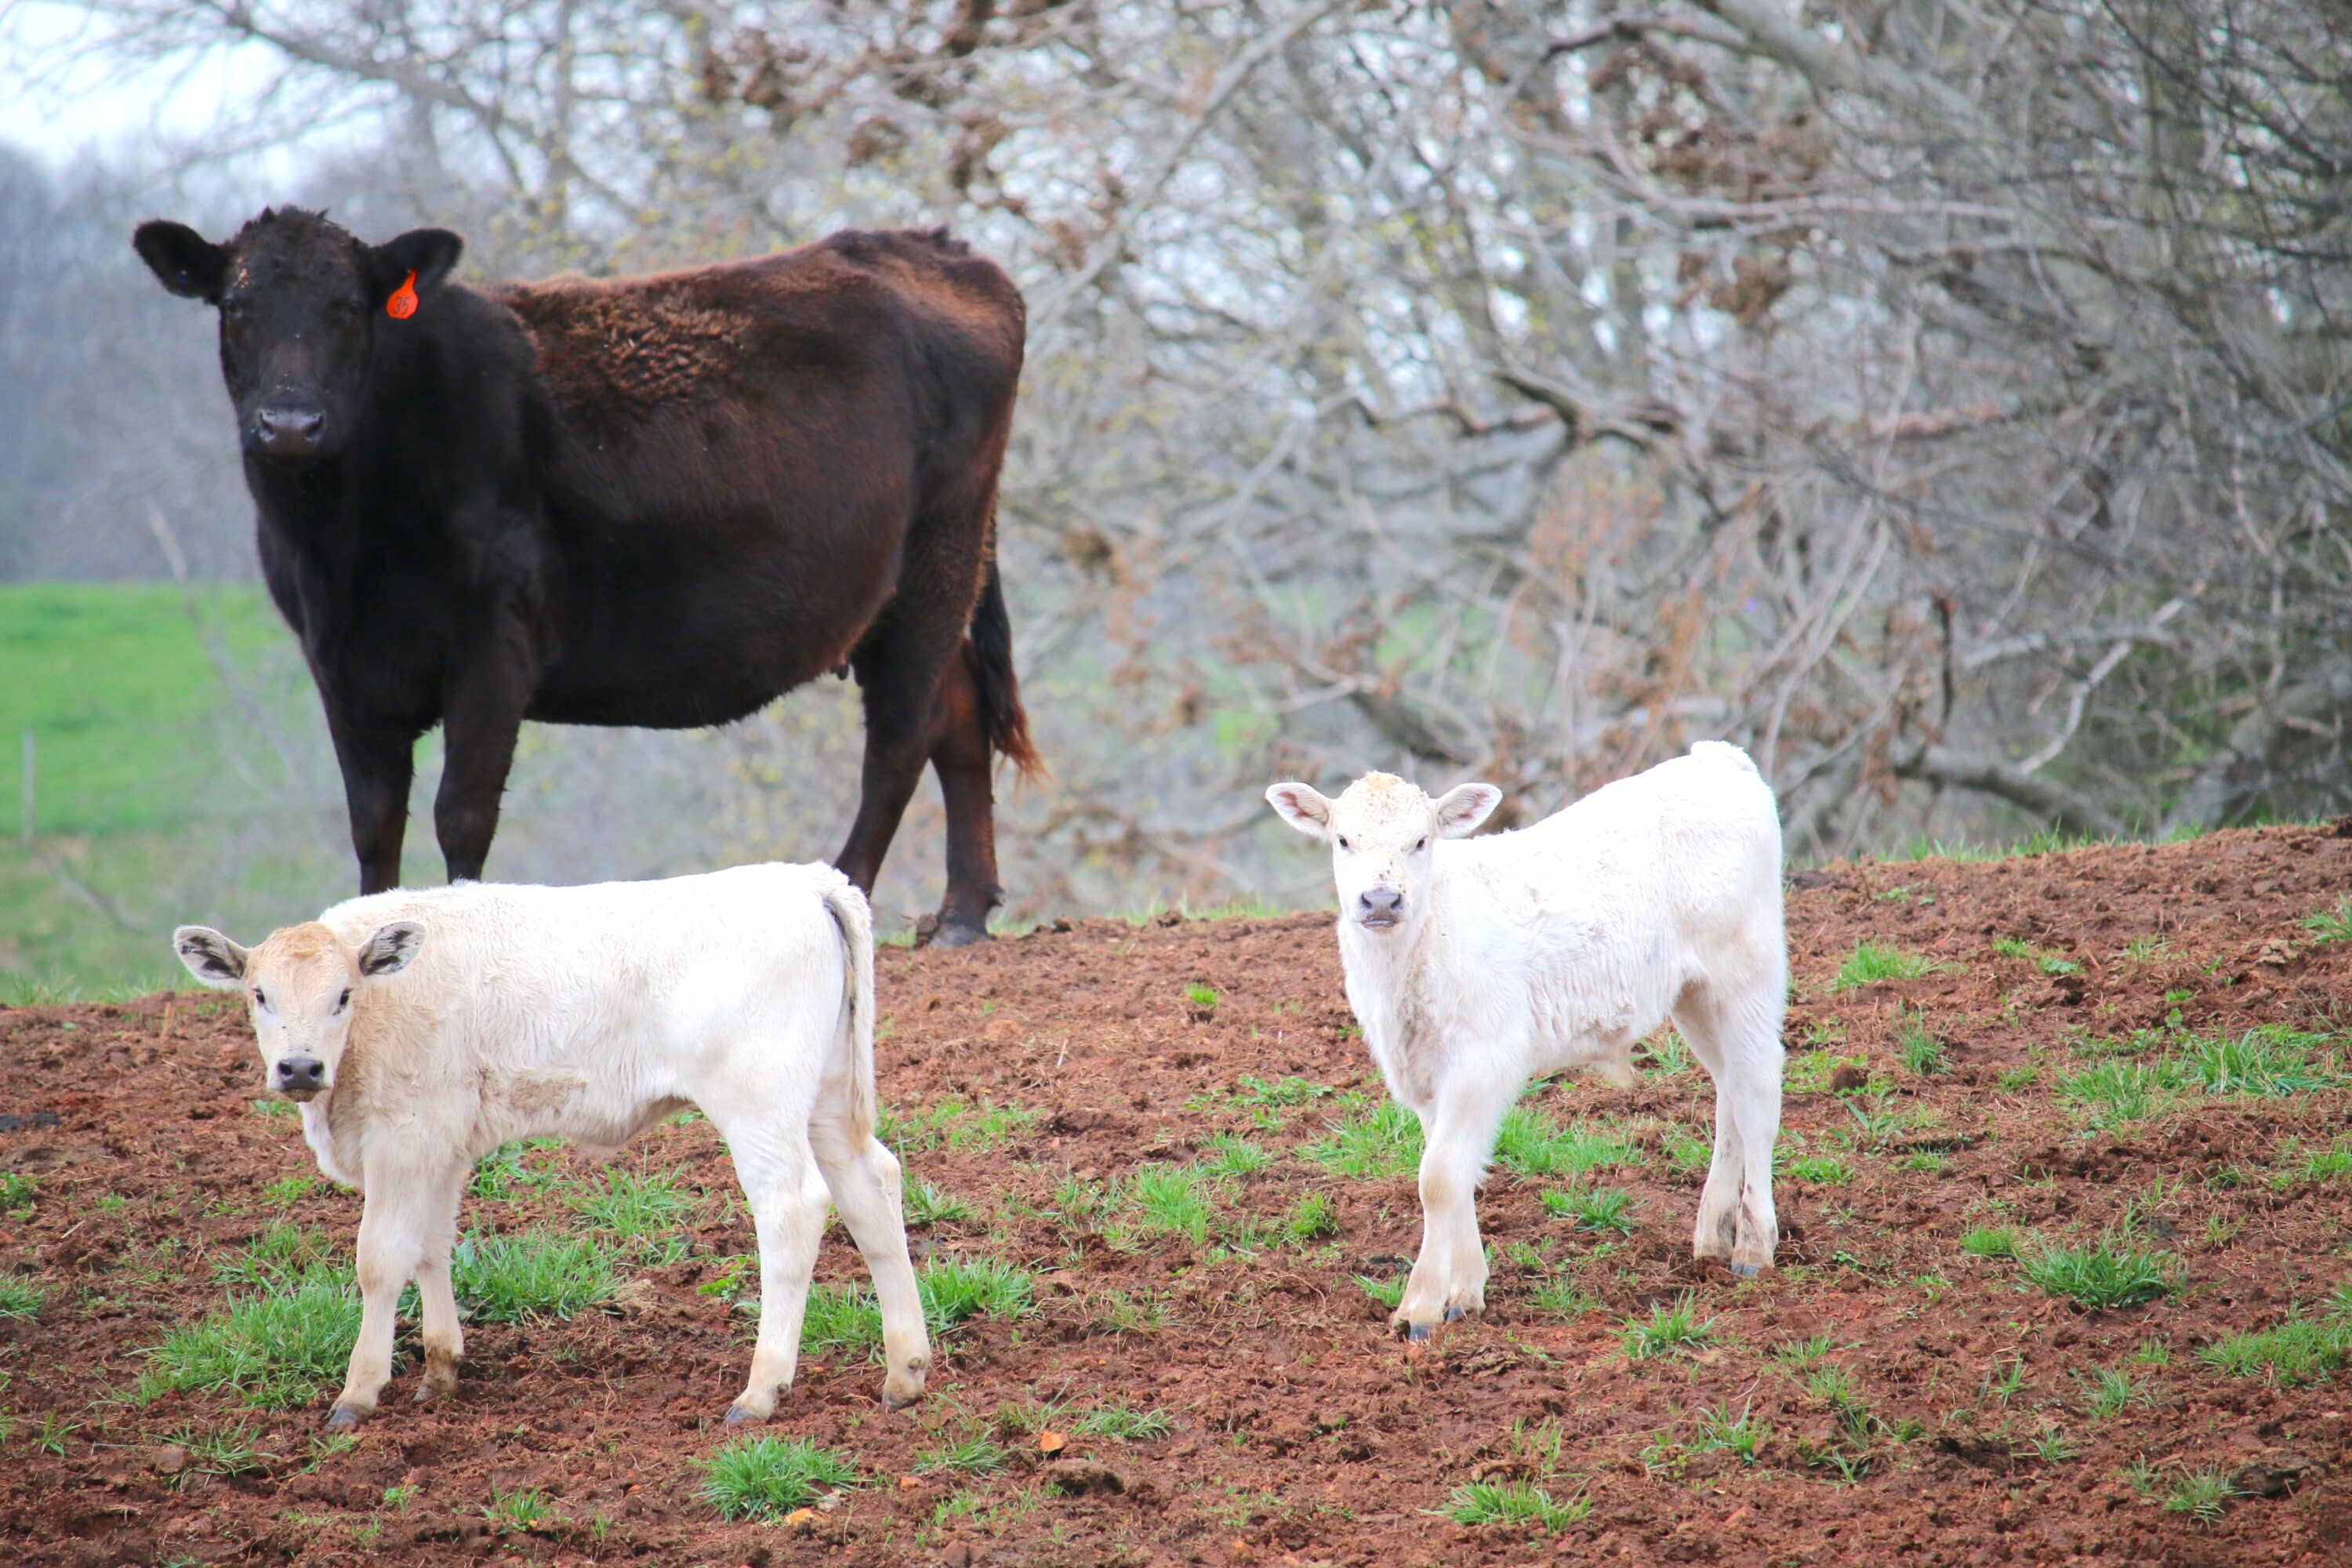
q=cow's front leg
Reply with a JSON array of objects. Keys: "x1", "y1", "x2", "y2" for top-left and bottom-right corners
[
  {"x1": 325, "y1": 711, "x2": 416, "y2": 895},
  {"x1": 330, "y1": 1189, "x2": 430, "y2": 1427},
  {"x1": 1394, "y1": 1076, "x2": 1515, "y2": 1341},
  {"x1": 435, "y1": 642, "x2": 535, "y2": 883}
]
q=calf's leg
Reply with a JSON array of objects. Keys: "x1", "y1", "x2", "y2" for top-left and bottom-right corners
[
  {"x1": 1672, "y1": 999, "x2": 1745, "y2": 1265},
  {"x1": 1675, "y1": 984, "x2": 1785, "y2": 1276},
  {"x1": 1395, "y1": 1073, "x2": 1516, "y2": 1341},
  {"x1": 713, "y1": 1116, "x2": 826, "y2": 1423},
  {"x1": 808, "y1": 1117, "x2": 931, "y2": 1409},
  {"x1": 331, "y1": 1178, "x2": 443, "y2": 1426},
  {"x1": 412, "y1": 1167, "x2": 466, "y2": 1402}
]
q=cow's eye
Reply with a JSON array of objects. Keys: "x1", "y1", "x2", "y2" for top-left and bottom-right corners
[
  {"x1": 336, "y1": 989, "x2": 352, "y2": 1011},
  {"x1": 1336, "y1": 834, "x2": 1351, "y2": 851},
  {"x1": 1414, "y1": 837, "x2": 1428, "y2": 852},
  {"x1": 252, "y1": 988, "x2": 267, "y2": 1008}
]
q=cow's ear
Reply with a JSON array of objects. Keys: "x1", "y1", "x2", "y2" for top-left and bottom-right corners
[
  {"x1": 357, "y1": 920, "x2": 425, "y2": 977},
  {"x1": 1265, "y1": 782, "x2": 1334, "y2": 839},
  {"x1": 1432, "y1": 783, "x2": 1502, "y2": 839},
  {"x1": 366, "y1": 228, "x2": 464, "y2": 308},
  {"x1": 133, "y1": 221, "x2": 229, "y2": 303},
  {"x1": 173, "y1": 926, "x2": 249, "y2": 986}
]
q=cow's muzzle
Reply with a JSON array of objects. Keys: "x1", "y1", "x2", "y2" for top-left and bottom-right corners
[
  {"x1": 274, "y1": 1055, "x2": 327, "y2": 1099},
  {"x1": 1357, "y1": 887, "x2": 1404, "y2": 930},
  {"x1": 252, "y1": 404, "x2": 327, "y2": 463}
]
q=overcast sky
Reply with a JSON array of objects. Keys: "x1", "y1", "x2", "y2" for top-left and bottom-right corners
[{"x1": 0, "y1": 2, "x2": 282, "y2": 170}]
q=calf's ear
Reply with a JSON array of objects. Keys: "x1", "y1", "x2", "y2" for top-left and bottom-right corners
[
  {"x1": 1432, "y1": 782, "x2": 1502, "y2": 838},
  {"x1": 357, "y1": 920, "x2": 426, "y2": 977},
  {"x1": 1265, "y1": 782, "x2": 1334, "y2": 838},
  {"x1": 366, "y1": 228, "x2": 464, "y2": 309},
  {"x1": 173, "y1": 926, "x2": 249, "y2": 986},
  {"x1": 133, "y1": 221, "x2": 229, "y2": 303}
]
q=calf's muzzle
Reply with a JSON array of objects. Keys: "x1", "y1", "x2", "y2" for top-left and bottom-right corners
[{"x1": 275, "y1": 1055, "x2": 327, "y2": 1097}]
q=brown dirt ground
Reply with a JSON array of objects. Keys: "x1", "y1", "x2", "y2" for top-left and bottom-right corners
[{"x1": 8, "y1": 824, "x2": 2352, "y2": 1567}]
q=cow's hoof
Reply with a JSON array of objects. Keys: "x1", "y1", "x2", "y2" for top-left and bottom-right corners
[
  {"x1": 928, "y1": 920, "x2": 990, "y2": 949},
  {"x1": 324, "y1": 1405, "x2": 365, "y2": 1431},
  {"x1": 1406, "y1": 1323, "x2": 1432, "y2": 1344},
  {"x1": 724, "y1": 1403, "x2": 767, "y2": 1427},
  {"x1": 881, "y1": 1386, "x2": 923, "y2": 1412},
  {"x1": 1444, "y1": 1305, "x2": 1465, "y2": 1323},
  {"x1": 1730, "y1": 1261, "x2": 1762, "y2": 1279}
]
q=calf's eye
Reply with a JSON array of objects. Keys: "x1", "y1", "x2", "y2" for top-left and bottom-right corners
[
  {"x1": 252, "y1": 989, "x2": 267, "y2": 1008},
  {"x1": 1336, "y1": 834, "x2": 1352, "y2": 851},
  {"x1": 1414, "y1": 837, "x2": 1428, "y2": 852},
  {"x1": 336, "y1": 989, "x2": 352, "y2": 1011}
]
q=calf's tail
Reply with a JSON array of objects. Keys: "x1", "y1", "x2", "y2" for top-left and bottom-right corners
[
  {"x1": 820, "y1": 878, "x2": 879, "y2": 1142},
  {"x1": 969, "y1": 543, "x2": 1044, "y2": 782}
]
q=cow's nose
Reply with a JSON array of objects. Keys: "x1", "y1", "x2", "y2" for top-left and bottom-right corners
[
  {"x1": 1359, "y1": 887, "x2": 1404, "y2": 922},
  {"x1": 275, "y1": 1056, "x2": 326, "y2": 1093},
  {"x1": 254, "y1": 405, "x2": 325, "y2": 459}
]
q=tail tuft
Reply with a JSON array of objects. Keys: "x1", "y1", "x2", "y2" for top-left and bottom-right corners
[{"x1": 970, "y1": 550, "x2": 1044, "y2": 782}]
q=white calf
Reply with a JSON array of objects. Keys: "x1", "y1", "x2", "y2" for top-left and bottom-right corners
[
  {"x1": 1268, "y1": 742, "x2": 1786, "y2": 1338},
  {"x1": 172, "y1": 862, "x2": 927, "y2": 1428}
]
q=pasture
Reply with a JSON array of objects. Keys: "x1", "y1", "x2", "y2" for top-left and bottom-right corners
[{"x1": 2, "y1": 827, "x2": 2350, "y2": 1565}]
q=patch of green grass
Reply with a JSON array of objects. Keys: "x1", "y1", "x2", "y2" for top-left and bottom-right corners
[
  {"x1": 249, "y1": 1098, "x2": 299, "y2": 1120},
  {"x1": 1621, "y1": 1294, "x2": 1719, "y2": 1359},
  {"x1": 1959, "y1": 1226, "x2": 2021, "y2": 1260},
  {"x1": 2180, "y1": 1026, "x2": 2333, "y2": 1097},
  {"x1": 2163, "y1": 1467, "x2": 2238, "y2": 1523},
  {"x1": 261, "y1": 1175, "x2": 320, "y2": 1205},
  {"x1": 1494, "y1": 1105, "x2": 1636, "y2": 1180},
  {"x1": 0, "y1": 1174, "x2": 35, "y2": 1214},
  {"x1": 1440, "y1": 1479, "x2": 1588, "y2": 1531},
  {"x1": 1787, "y1": 1154, "x2": 1853, "y2": 1185},
  {"x1": 2024, "y1": 1426, "x2": 2077, "y2": 1465},
  {"x1": 1830, "y1": 942, "x2": 1948, "y2": 992},
  {"x1": 1690, "y1": 1402, "x2": 1767, "y2": 1462},
  {"x1": 2300, "y1": 897, "x2": 2352, "y2": 947},
  {"x1": 1785, "y1": 1049, "x2": 1869, "y2": 1095},
  {"x1": 2198, "y1": 1316, "x2": 2352, "y2": 1386},
  {"x1": 2058, "y1": 1058, "x2": 2178, "y2": 1127},
  {"x1": 1540, "y1": 1185, "x2": 1638, "y2": 1235},
  {"x1": 468, "y1": 1138, "x2": 564, "y2": 1201},
  {"x1": 165, "y1": 1420, "x2": 274, "y2": 1479},
  {"x1": 2020, "y1": 1240, "x2": 2177, "y2": 1309},
  {"x1": 1080, "y1": 1289, "x2": 1174, "y2": 1336},
  {"x1": 1074, "y1": 1405, "x2": 1175, "y2": 1441},
  {"x1": 1642, "y1": 1032, "x2": 1694, "y2": 1076},
  {"x1": 0, "y1": 1279, "x2": 45, "y2": 1321},
  {"x1": 483, "y1": 1486, "x2": 564, "y2": 1535},
  {"x1": 212, "y1": 1222, "x2": 338, "y2": 1289},
  {"x1": 1200, "y1": 1132, "x2": 1271, "y2": 1179},
  {"x1": 1282, "y1": 1192, "x2": 1339, "y2": 1243},
  {"x1": 1130, "y1": 1165, "x2": 1218, "y2": 1246},
  {"x1": 1991, "y1": 936, "x2": 2079, "y2": 975},
  {"x1": 565, "y1": 1167, "x2": 697, "y2": 1247},
  {"x1": 1896, "y1": 1009, "x2": 1947, "y2": 1076},
  {"x1": 2082, "y1": 1367, "x2": 2156, "y2": 1418},
  {"x1": 1354, "y1": 1273, "x2": 1404, "y2": 1310},
  {"x1": 1662, "y1": 1127, "x2": 1712, "y2": 1176},
  {"x1": 1184, "y1": 983, "x2": 1218, "y2": 1010},
  {"x1": 1529, "y1": 1275, "x2": 1600, "y2": 1316},
  {"x1": 1303, "y1": 1097, "x2": 1422, "y2": 1181},
  {"x1": 2290, "y1": 1138, "x2": 2352, "y2": 1182},
  {"x1": 451, "y1": 1231, "x2": 619, "y2": 1323},
  {"x1": 906, "y1": 1178, "x2": 971, "y2": 1226},
  {"x1": 700, "y1": 1435, "x2": 858, "y2": 1520},
  {"x1": 916, "y1": 1436, "x2": 1008, "y2": 1475},
  {"x1": 1772, "y1": 1332, "x2": 1835, "y2": 1370},
  {"x1": 796, "y1": 1255, "x2": 1036, "y2": 1355},
  {"x1": 880, "y1": 1097, "x2": 1037, "y2": 1154},
  {"x1": 140, "y1": 1263, "x2": 361, "y2": 1410}
]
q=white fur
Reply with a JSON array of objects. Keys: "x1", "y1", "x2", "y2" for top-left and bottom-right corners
[
  {"x1": 1268, "y1": 742, "x2": 1788, "y2": 1335},
  {"x1": 174, "y1": 862, "x2": 927, "y2": 1426}
]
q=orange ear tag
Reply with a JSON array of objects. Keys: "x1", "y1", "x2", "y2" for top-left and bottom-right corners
[{"x1": 386, "y1": 270, "x2": 419, "y2": 320}]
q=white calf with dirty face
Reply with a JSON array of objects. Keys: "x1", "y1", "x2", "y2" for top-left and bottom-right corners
[
  {"x1": 173, "y1": 863, "x2": 929, "y2": 1428},
  {"x1": 1268, "y1": 743, "x2": 1788, "y2": 1341}
]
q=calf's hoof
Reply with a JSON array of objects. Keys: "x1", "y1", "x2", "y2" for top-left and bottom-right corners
[
  {"x1": 1730, "y1": 1261, "x2": 1763, "y2": 1279},
  {"x1": 724, "y1": 1403, "x2": 768, "y2": 1427},
  {"x1": 324, "y1": 1403, "x2": 368, "y2": 1431},
  {"x1": 1404, "y1": 1323, "x2": 1432, "y2": 1343}
]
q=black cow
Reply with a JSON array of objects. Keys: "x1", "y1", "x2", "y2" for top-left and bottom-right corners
[{"x1": 134, "y1": 207, "x2": 1038, "y2": 945}]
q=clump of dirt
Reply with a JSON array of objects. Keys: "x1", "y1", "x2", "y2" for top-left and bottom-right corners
[{"x1": 5, "y1": 823, "x2": 2352, "y2": 1565}]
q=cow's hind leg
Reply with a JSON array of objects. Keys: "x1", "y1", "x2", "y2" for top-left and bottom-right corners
[
  {"x1": 925, "y1": 648, "x2": 1004, "y2": 944},
  {"x1": 711, "y1": 1107, "x2": 825, "y2": 1423},
  {"x1": 808, "y1": 1112, "x2": 931, "y2": 1410}
]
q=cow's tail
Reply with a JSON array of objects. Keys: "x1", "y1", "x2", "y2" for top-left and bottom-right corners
[
  {"x1": 970, "y1": 543, "x2": 1044, "y2": 782},
  {"x1": 820, "y1": 877, "x2": 879, "y2": 1142}
]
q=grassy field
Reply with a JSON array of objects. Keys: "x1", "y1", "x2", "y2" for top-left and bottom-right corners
[{"x1": 0, "y1": 583, "x2": 327, "y2": 996}]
